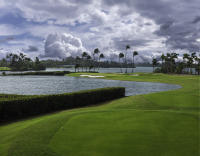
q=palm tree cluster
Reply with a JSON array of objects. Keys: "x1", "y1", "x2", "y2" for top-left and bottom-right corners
[
  {"x1": 5, "y1": 53, "x2": 45, "y2": 71},
  {"x1": 118, "y1": 45, "x2": 139, "y2": 73},
  {"x1": 74, "y1": 48, "x2": 104, "y2": 72},
  {"x1": 152, "y1": 52, "x2": 200, "y2": 75}
]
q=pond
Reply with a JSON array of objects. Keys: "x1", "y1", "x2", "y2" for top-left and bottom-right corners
[
  {"x1": 0, "y1": 67, "x2": 153, "y2": 74},
  {"x1": 0, "y1": 75, "x2": 181, "y2": 96},
  {"x1": 46, "y1": 67, "x2": 153, "y2": 73}
]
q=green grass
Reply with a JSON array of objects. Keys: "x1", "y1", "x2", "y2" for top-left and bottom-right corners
[
  {"x1": 0, "y1": 73, "x2": 199, "y2": 156},
  {"x1": 0, "y1": 67, "x2": 11, "y2": 71}
]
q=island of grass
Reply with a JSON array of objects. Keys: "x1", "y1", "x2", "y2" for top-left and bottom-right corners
[
  {"x1": 0, "y1": 73, "x2": 199, "y2": 156},
  {"x1": 0, "y1": 67, "x2": 11, "y2": 71}
]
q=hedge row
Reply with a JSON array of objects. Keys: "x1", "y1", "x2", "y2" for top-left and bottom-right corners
[
  {"x1": 7, "y1": 71, "x2": 70, "y2": 76},
  {"x1": 0, "y1": 87, "x2": 125, "y2": 122}
]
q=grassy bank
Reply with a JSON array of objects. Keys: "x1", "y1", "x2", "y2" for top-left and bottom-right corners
[
  {"x1": 0, "y1": 73, "x2": 199, "y2": 156},
  {"x1": 0, "y1": 67, "x2": 11, "y2": 71}
]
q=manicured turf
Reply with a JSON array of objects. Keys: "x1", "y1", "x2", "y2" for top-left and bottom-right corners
[{"x1": 0, "y1": 73, "x2": 199, "y2": 156}]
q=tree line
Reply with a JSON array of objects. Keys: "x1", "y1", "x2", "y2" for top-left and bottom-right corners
[
  {"x1": 0, "y1": 53, "x2": 45, "y2": 71},
  {"x1": 152, "y1": 52, "x2": 200, "y2": 75},
  {"x1": 74, "y1": 45, "x2": 139, "y2": 73},
  {"x1": 74, "y1": 48, "x2": 105, "y2": 72},
  {"x1": 1, "y1": 49, "x2": 199, "y2": 75}
]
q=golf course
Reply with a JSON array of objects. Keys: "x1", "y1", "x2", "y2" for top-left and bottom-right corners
[{"x1": 0, "y1": 73, "x2": 199, "y2": 156}]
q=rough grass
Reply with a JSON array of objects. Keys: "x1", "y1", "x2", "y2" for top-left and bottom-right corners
[{"x1": 0, "y1": 73, "x2": 199, "y2": 156}]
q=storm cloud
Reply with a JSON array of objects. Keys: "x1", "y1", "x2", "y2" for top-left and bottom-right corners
[
  {"x1": 42, "y1": 33, "x2": 85, "y2": 59},
  {"x1": 27, "y1": 45, "x2": 38, "y2": 52},
  {"x1": 0, "y1": 0, "x2": 200, "y2": 60}
]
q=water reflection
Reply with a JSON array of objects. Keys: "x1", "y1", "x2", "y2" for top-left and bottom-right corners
[{"x1": 0, "y1": 75, "x2": 181, "y2": 96}]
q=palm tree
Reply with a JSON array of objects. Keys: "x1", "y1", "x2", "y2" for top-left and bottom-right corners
[
  {"x1": 191, "y1": 52, "x2": 197, "y2": 74},
  {"x1": 125, "y1": 45, "x2": 130, "y2": 73},
  {"x1": 6, "y1": 53, "x2": 13, "y2": 64},
  {"x1": 188, "y1": 56, "x2": 194, "y2": 74},
  {"x1": 98, "y1": 53, "x2": 104, "y2": 71},
  {"x1": 183, "y1": 53, "x2": 189, "y2": 73},
  {"x1": 191, "y1": 52, "x2": 196, "y2": 59},
  {"x1": 75, "y1": 56, "x2": 81, "y2": 72},
  {"x1": 119, "y1": 53, "x2": 124, "y2": 73},
  {"x1": 93, "y1": 48, "x2": 100, "y2": 71},
  {"x1": 132, "y1": 51, "x2": 138, "y2": 73},
  {"x1": 86, "y1": 55, "x2": 92, "y2": 72},
  {"x1": 165, "y1": 53, "x2": 171, "y2": 73},
  {"x1": 161, "y1": 54, "x2": 165, "y2": 72},
  {"x1": 195, "y1": 54, "x2": 200, "y2": 75},
  {"x1": 170, "y1": 52, "x2": 179, "y2": 73},
  {"x1": 152, "y1": 58, "x2": 158, "y2": 72},
  {"x1": 82, "y1": 52, "x2": 88, "y2": 72}
]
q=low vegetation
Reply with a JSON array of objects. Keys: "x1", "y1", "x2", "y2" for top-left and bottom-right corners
[
  {"x1": 0, "y1": 87, "x2": 125, "y2": 122},
  {"x1": 5, "y1": 71, "x2": 70, "y2": 76}
]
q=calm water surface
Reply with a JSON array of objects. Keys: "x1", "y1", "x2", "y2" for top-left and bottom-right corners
[
  {"x1": 46, "y1": 67, "x2": 153, "y2": 73},
  {"x1": 0, "y1": 75, "x2": 181, "y2": 96}
]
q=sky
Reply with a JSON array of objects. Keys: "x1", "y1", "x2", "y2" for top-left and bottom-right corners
[{"x1": 0, "y1": 0, "x2": 200, "y2": 62}]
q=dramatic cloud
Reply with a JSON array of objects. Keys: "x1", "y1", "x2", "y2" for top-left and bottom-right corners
[
  {"x1": 0, "y1": 0, "x2": 200, "y2": 61},
  {"x1": 27, "y1": 45, "x2": 38, "y2": 52},
  {"x1": 42, "y1": 33, "x2": 85, "y2": 59}
]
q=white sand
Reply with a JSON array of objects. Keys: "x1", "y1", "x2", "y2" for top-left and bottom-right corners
[
  {"x1": 131, "y1": 74, "x2": 139, "y2": 76},
  {"x1": 80, "y1": 75, "x2": 105, "y2": 78}
]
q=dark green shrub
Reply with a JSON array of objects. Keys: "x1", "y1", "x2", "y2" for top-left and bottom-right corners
[
  {"x1": 0, "y1": 87, "x2": 125, "y2": 122},
  {"x1": 8, "y1": 71, "x2": 70, "y2": 76},
  {"x1": 154, "y1": 68, "x2": 162, "y2": 73},
  {"x1": 2, "y1": 72, "x2": 6, "y2": 76}
]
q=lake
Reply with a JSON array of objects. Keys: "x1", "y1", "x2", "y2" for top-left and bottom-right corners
[
  {"x1": 0, "y1": 75, "x2": 181, "y2": 96},
  {"x1": 46, "y1": 67, "x2": 153, "y2": 73}
]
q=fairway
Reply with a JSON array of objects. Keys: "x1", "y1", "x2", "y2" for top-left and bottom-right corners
[{"x1": 0, "y1": 73, "x2": 199, "y2": 156}]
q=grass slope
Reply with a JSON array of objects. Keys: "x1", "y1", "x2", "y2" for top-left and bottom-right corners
[{"x1": 0, "y1": 73, "x2": 199, "y2": 156}]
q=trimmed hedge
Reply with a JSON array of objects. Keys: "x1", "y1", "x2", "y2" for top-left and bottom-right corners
[
  {"x1": 0, "y1": 87, "x2": 125, "y2": 122},
  {"x1": 7, "y1": 71, "x2": 70, "y2": 76}
]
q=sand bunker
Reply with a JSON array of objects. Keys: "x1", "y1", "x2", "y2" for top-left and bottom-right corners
[
  {"x1": 131, "y1": 74, "x2": 139, "y2": 76},
  {"x1": 80, "y1": 75, "x2": 105, "y2": 78}
]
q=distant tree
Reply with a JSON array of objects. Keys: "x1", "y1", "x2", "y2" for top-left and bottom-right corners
[
  {"x1": 75, "y1": 56, "x2": 81, "y2": 72},
  {"x1": 75, "y1": 64, "x2": 80, "y2": 72},
  {"x1": 98, "y1": 53, "x2": 104, "y2": 70},
  {"x1": 170, "y1": 52, "x2": 179, "y2": 73},
  {"x1": 119, "y1": 53, "x2": 124, "y2": 73},
  {"x1": 176, "y1": 62, "x2": 184, "y2": 74},
  {"x1": 93, "y1": 48, "x2": 100, "y2": 71},
  {"x1": 188, "y1": 56, "x2": 194, "y2": 74},
  {"x1": 132, "y1": 51, "x2": 138, "y2": 73},
  {"x1": 195, "y1": 54, "x2": 200, "y2": 75},
  {"x1": 4, "y1": 53, "x2": 45, "y2": 71},
  {"x1": 34, "y1": 57, "x2": 45, "y2": 70},
  {"x1": 125, "y1": 45, "x2": 130, "y2": 73},
  {"x1": 35, "y1": 57, "x2": 40, "y2": 65},
  {"x1": 82, "y1": 52, "x2": 88, "y2": 72},
  {"x1": 152, "y1": 58, "x2": 159, "y2": 72},
  {"x1": 160, "y1": 54, "x2": 165, "y2": 72},
  {"x1": 183, "y1": 53, "x2": 190, "y2": 73},
  {"x1": 191, "y1": 52, "x2": 197, "y2": 74},
  {"x1": 86, "y1": 55, "x2": 92, "y2": 72},
  {"x1": 0, "y1": 58, "x2": 8, "y2": 67}
]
